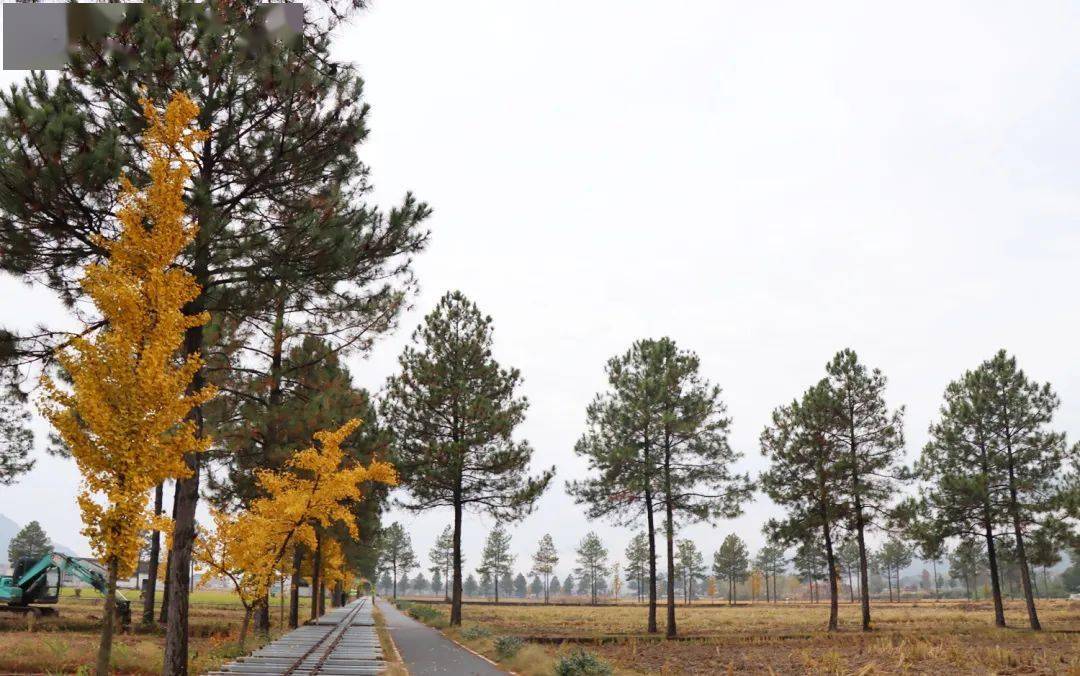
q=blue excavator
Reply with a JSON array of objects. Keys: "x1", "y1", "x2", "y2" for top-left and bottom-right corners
[{"x1": 0, "y1": 552, "x2": 131, "y2": 626}]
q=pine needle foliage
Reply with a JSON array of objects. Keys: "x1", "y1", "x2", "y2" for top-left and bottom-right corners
[{"x1": 382, "y1": 290, "x2": 553, "y2": 625}]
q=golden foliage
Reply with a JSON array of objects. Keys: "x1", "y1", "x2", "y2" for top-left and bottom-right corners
[
  {"x1": 40, "y1": 92, "x2": 213, "y2": 579},
  {"x1": 751, "y1": 570, "x2": 763, "y2": 601},
  {"x1": 196, "y1": 419, "x2": 396, "y2": 606},
  {"x1": 319, "y1": 537, "x2": 355, "y2": 592}
]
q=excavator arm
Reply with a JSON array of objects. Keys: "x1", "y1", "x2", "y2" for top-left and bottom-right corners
[
  {"x1": 54, "y1": 554, "x2": 132, "y2": 625},
  {"x1": 3, "y1": 552, "x2": 131, "y2": 627}
]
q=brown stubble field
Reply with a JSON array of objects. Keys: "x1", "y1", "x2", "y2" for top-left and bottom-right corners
[
  {"x1": 0, "y1": 591, "x2": 286, "y2": 674},
  {"x1": 405, "y1": 597, "x2": 1080, "y2": 675}
]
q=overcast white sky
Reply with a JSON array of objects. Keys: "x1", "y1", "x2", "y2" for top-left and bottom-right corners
[{"x1": 2, "y1": 1, "x2": 1079, "y2": 580}]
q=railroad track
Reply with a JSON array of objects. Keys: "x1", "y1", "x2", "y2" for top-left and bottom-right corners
[{"x1": 207, "y1": 598, "x2": 383, "y2": 676}]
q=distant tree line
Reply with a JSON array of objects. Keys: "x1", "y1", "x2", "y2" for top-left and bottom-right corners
[{"x1": 379, "y1": 340, "x2": 1076, "y2": 637}]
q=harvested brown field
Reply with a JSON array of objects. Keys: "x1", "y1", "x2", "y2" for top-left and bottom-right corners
[
  {"x1": 402, "y1": 598, "x2": 1080, "y2": 675},
  {"x1": 0, "y1": 590, "x2": 291, "y2": 674}
]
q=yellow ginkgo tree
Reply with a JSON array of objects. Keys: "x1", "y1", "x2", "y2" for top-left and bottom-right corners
[
  {"x1": 39, "y1": 92, "x2": 213, "y2": 676},
  {"x1": 317, "y1": 536, "x2": 354, "y2": 611},
  {"x1": 196, "y1": 418, "x2": 396, "y2": 648}
]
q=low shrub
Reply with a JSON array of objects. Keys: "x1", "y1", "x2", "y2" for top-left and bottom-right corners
[
  {"x1": 461, "y1": 625, "x2": 492, "y2": 640},
  {"x1": 554, "y1": 649, "x2": 613, "y2": 676},
  {"x1": 405, "y1": 603, "x2": 441, "y2": 624},
  {"x1": 494, "y1": 635, "x2": 524, "y2": 659}
]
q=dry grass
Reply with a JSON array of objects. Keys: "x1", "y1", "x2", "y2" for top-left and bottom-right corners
[
  {"x1": 443, "y1": 623, "x2": 556, "y2": 676},
  {"x1": 0, "y1": 592, "x2": 293, "y2": 674},
  {"x1": 404, "y1": 599, "x2": 1080, "y2": 675},
  {"x1": 5, "y1": 595, "x2": 1077, "y2": 674}
]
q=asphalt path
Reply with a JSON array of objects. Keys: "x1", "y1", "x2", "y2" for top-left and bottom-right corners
[{"x1": 376, "y1": 598, "x2": 505, "y2": 675}]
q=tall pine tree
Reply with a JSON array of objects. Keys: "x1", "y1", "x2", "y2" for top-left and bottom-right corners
[
  {"x1": 754, "y1": 542, "x2": 787, "y2": 604},
  {"x1": 823, "y1": 349, "x2": 905, "y2": 630},
  {"x1": 429, "y1": 525, "x2": 456, "y2": 601},
  {"x1": 624, "y1": 533, "x2": 649, "y2": 604},
  {"x1": 377, "y1": 523, "x2": 417, "y2": 600},
  {"x1": 761, "y1": 381, "x2": 847, "y2": 630},
  {"x1": 530, "y1": 533, "x2": 559, "y2": 603},
  {"x1": 478, "y1": 523, "x2": 515, "y2": 604},
  {"x1": 381, "y1": 291, "x2": 553, "y2": 625},
  {"x1": 574, "y1": 532, "x2": 609, "y2": 606},
  {"x1": 918, "y1": 351, "x2": 1071, "y2": 629},
  {"x1": 674, "y1": 539, "x2": 706, "y2": 605},
  {"x1": 569, "y1": 338, "x2": 750, "y2": 637},
  {"x1": 712, "y1": 534, "x2": 749, "y2": 605}
]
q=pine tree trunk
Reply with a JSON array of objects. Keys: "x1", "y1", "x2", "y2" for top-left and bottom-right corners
[
  {"x1": 664, "y1": 498, "x2": 677, "y2": 639},
  {"x1": 163, "y1": 166, "x2": 211, "y2": 675},
  {"x1": 983, "y1": 511, "x2": 1007, "y2": 627},
  {"x1": 1004, "y1": 447, "x2": 1041, "y2": 629},
  {"x1": 1011, "y1": 515, "x2": 1040, "y2": 629},
  {"x1": 143, "y1": 482, "x2": 164, "y2": 625},
  {"x1": 289, "y1": 547, "x2": 302, "y2": 628},
  {"x1": 163, "y1": 456, "x2": 200, "y2": 675},
  {"x1": 822, "y1": 519, "x2": 839, "y2": 631},
  {"x1": 855, "y1": 517, "x2": 873, "y2": 629},
  {"x1": 850, "y1": 423, "x2": 873, "y2": 631},
  {"x1": 159, "y1": 489, "x2": 177, "y2": 626},
  {"x1": 254, "y1": 294, "x2": 285, "y2": 638},
  {"x1": 450, "y1": 497, "x2": 463, "y2": 626},
  {"x1": 644, "y1": 488, "x2": 658, "y2": 634},
  {"x1": 95, "y1": 558, "x2": 119, "y2": 676}
]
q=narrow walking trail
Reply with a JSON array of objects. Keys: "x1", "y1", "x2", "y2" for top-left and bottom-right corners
[{"x1": 376, "y1": 598, "x2": 505, "y2": 676}]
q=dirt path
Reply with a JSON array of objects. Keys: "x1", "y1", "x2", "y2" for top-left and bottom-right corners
[{"x1": 375, "y1": 598, "x2": 505, "y2": 676}]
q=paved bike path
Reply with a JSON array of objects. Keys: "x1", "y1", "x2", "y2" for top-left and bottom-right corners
[{"x1": 376, "y1": 598, "x2": 505, "y2": 675}]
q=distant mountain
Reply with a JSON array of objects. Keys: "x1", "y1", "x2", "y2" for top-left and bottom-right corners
[{"x1": 0, "y1": 513, "x2": 79, "y2": 561}]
